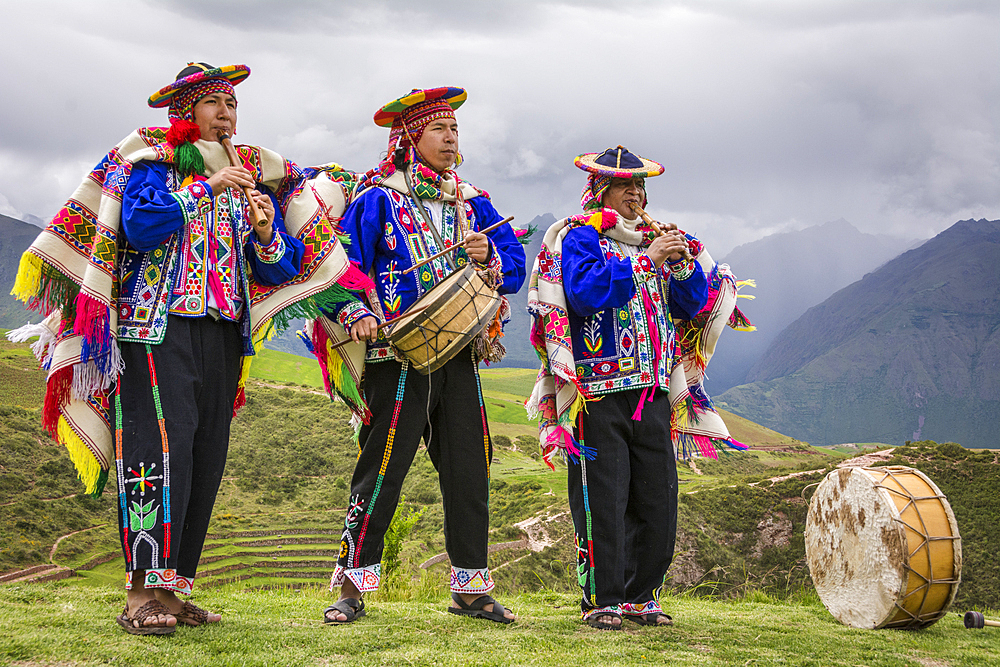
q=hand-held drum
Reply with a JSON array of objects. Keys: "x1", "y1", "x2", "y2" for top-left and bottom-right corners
[
  {"x1": 388, "y1": 264, "x2": 501, "y2": 374},
  {"x1": 805, "y1": 466, "x2": 961, "y2": 629}
]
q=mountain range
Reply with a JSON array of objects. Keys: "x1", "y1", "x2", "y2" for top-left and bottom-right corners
[
  {"x1": 0, "y1": 214, "x2": 41, "y2": 330},
  {"x1": 718, "y1": 218, "x2": 1000, "y2": 449},
  {"x1": 707, "y1": 218, "x2": 918, "y2": 393}
]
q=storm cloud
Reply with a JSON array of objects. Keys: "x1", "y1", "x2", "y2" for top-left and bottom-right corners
[{"x1": 1, "y1": 0, "x2": 996, "y2": 254}]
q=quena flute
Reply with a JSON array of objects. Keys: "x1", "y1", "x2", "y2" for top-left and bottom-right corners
[
  {"x1": 218, "y1": 133, "x2": 267, "y2": 230},
  {"x1": 629, "y1": 202, "x2": 693, "y2": 262}
]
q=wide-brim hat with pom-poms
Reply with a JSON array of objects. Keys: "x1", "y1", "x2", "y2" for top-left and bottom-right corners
[
  {"x1": 148, "y1": 62, "x2": 250, "y2": 110},
  {"x1": 574, "y1": 145, "x2": 665, "y2": 179},
  {"x1": 148, "y1": 63, "x2": 250, "y2": 179},
  {"x1": 373, "y1": 86, "x2": 467, "y2": 128}
]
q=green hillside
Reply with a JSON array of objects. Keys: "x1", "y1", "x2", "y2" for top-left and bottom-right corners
[{"x1": 3, "y1": 334, "x2": 998, "y2": 620}]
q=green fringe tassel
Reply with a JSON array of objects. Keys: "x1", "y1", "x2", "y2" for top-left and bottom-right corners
[
  {"x1": 175, "y1": 142, "x2": 205, "y2": 178},
  {"x1": 268, "y1": 283, "x2": 359, "y2": 334},
  {"x1": 91, "y1": 469, "x2": 109, "y2": 498}
]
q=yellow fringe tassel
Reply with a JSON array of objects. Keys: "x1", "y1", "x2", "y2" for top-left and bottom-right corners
[
  {"x1": 733, "y1": 325, "x2": 757, "y2": 332},
  {"x1": 237, "y1": 316, "x2": 280, "y2": 396},
  {"x1": 10, "y1": 252, "x2": 43, "y2": 302},
  {"x1": 566, "y1": 391, "x2": 588, "y2": 423},
  {"x1": 737, "y1": 294, "x2": 755, "y2": 300},
  {"x1": 736, "y1": 279, "x2": 757, "y2": 288},
  {"x1": 57, "y1": 415, "x2": 103, "y2": 495},
  {"x1": 673, "y1": 396, "x2": 692, "y2": 429}
]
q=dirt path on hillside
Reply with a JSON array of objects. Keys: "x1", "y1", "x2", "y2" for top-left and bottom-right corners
[
  {"x1": 254, "y1": 381, "x2": 328, "y2": 397},
  {"x1": 49, "y1": 523, "x2": 109, "y2": 562},
  {"x1": 0, "y1": 492, "x2": 79, "y2": 508}
]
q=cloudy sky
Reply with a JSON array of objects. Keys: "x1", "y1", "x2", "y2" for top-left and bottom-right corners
[{"x1": 1, "y1": 0, "x2": 996, "y2": 255}]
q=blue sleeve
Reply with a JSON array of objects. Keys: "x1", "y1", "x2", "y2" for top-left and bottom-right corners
[
  {"x1": 470, "y1": 197, "x2": 526, "y2": 295},
  {"x1": 562, "y1": 226, "x2": 637, "y2": 318},
  {"x1": 667, "y1": 262, "x2": 709, "y2": 320},
  {"x1": 243, "y1": 185, "x2": 306, "y2": 287},
  {"x1": 121, "y1": 161, "x2": 199, "y2": 252},
  {"x1": 320, "y1": 189, "x2": 382, "y2": 322}
]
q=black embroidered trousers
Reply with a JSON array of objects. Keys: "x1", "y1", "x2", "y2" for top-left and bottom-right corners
[
  {"x1": 115, "y1": 315, "x2": 241, "y2": 592},
  {"x1": 568, "y1": 388, "x2": 678, "y2": 612}
]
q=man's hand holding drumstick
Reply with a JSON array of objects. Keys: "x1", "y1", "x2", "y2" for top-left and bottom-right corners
[{"x1": 462, "y1": 231, "x2": 490, "y2": 263}]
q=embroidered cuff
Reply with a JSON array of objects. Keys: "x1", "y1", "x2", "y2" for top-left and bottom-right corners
[
  {"x1": 631, "y1": 253, "x2": 658, "y2": 282},
  {"x1": 336, "y1": 300, "x2": 374, "y2": 330},
  {"x1": 253, "y1": 229, "x2": 287, "y2": 264},
  {"x1": 667, "y1": 257, "x2": 695, "y2": 281},
  {"x1": 126, "y1": 568, "x2": 194, "y2": 594},
  {"x1": 472, "y1": 239, "x2": 501, "y2": 271},
  {"x1": 621, "y1": 600, "x2": 663, "y2": 616},
  {"x1": 329, "y1": 564, "x2": 381, "y2": 593},
  {"x1": 169, "y1": 181, "x2": 213, "y2": 227},
  {"x1": 450, "y1": 566, "x2": 494, "y2": 594}
]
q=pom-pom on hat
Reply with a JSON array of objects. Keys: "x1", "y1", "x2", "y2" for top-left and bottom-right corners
[
  {"x1": 574, "y1": 146, "x2": 665, "y2": 179},
  {"x1": 373, "y1": 86, "x2": 467, "y2": 128},
  {"x1": 148, "y1": 62, "x2": 250, "y2": 109}
]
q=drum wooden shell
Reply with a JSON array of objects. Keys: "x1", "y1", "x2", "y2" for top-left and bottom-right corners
[
  {"x1": 805, "y1": 466, "x2": 961, "y2": 630},
  {"x1": 388, "y1": 265, "x2": 500, "y2": 375}
]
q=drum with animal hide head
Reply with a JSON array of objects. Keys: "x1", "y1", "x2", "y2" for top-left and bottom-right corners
[
  {"x1": 805, "y1": 465, "x2": 961, "y2": 629},
  {"x1": 388, "y1": 264, "x2": 500, "y2": 374}
]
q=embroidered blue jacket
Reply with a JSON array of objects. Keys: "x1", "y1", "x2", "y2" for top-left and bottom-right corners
[
  {"x1": 326, "y1": 186, "x2": 526, "y2": 362},
  {"x1": 117, "y1": 160, "x2": 305, "y2": 351},
  {"x1": 563, "y1": 225, "x2": 708, "y2": 395}
]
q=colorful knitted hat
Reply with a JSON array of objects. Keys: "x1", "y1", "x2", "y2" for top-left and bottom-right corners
[
  {"x1": 148, "y1": 62, "x2": 250, "y2": 110},
  {"x1": 148, "y1": 63, "x2": 250, "y2": 178},
  {"x1": 375, "y1": 87, "x2": 466, "y2": 158},
  {"x1": 574, "y1": 146, "x2": 665, "y2": 179}
]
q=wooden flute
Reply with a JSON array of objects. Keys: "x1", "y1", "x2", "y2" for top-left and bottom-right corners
[
  {"x1": 218, "y1": 133, "x2": 268, "y2": 230},
  {"x1": 629, "y1": 202, "x2": 694, "y2": 262}
]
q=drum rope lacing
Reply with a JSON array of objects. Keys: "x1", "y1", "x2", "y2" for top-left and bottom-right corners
[{"x1": 870, "y1": 466, "x2": 961, "y2": 627}]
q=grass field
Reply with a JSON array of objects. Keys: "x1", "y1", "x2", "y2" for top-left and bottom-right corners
[{"x1": 0, "y1": 584, "x2": 996, "y2": 667}]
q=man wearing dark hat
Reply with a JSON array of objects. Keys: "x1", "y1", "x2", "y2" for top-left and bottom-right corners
[
  {"x1": 526, "y1": 147, "x2": 709, "y2": 629},
  {"x1": 8, "y1": 62, "x2": 362, "y2": 634},
  {"x1": 319, "y1": 87, "x2": 525, "y2": 624}
]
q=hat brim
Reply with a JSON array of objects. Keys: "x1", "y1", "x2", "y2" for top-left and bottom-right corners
[
  {"x1": 574, "y1": 153, "x2": 664, "y2": 179},
  {"x1": 373, "y1": 87, "x2": 467, "y2": 127},
  {"x1": 148, "y1": 64, "x2": 250, "y2": 109}
]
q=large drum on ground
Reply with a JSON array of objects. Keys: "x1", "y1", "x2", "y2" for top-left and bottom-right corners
[
  {"x1": 388, "y1": 264, "x2": 500, "y2": 374},
  {"x1": 805, "y1": 466, "x2": 961, "y2": 629}
]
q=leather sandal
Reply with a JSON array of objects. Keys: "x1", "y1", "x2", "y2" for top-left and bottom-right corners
[
  {"x1": 323, "y1": 597, "x2": 365, "y2": 624},
  {"x1": 173, "y1": 601, "x2": 220, "y2": 626},
  {"x1": 116, "y1": 600, "x2": 177, "y2": 635},
  {"x1": 447, "y1": 592, "x2": 514, "y2": 624},
  {"x1": 583, "y1": 605, "x2": 623, "y2": 630},
  {"x1": 625, "y1": 611, "x2": 673, "y2": 626}
]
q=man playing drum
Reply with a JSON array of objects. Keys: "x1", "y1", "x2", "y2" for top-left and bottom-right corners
[
  {"x1": 527, "y1": 147, "x2": 709, "y2": 629},
  {"x1": 320, "y1": 87, "x2": 525, "y2": 624}
]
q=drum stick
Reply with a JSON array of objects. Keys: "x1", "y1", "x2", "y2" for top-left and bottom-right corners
[
  {"x1": 328, "y1": 305, "x2": 430, "y2": 351},
  {"x1": 402, "y1": 216, "x2": 514, "y2": 276},
  {"x1": 629, "y1": 203, "x2": 694, "y2": 262},
  {"x1": 965, "y1": 611, "x2": 1000, "y2": 629},
  {"x1": 218, "y1": 133, "x2": 268, "y2": 230}
]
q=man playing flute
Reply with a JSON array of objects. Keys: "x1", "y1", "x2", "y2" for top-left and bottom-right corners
[
  {"x1": 10, "y1": 62, "x2": 363, "y2": 634},
  {"x1": 318, "y1": 87, "x2": 525, "y2": 625},
  {"x1": 527, "y1": 146, "x2": 718, "y2": 629}
]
